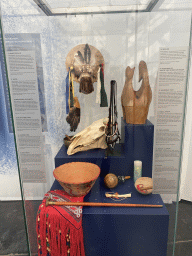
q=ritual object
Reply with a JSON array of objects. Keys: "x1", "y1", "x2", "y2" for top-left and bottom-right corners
[
  {"x1": 66, "y1": 95, "x2": 81, "y2": 132},
  {"x1": 134, "y1": 160, "x2": 142, "y2": 183},
  {"x1": 65, "y1": 65, "x2": 81, "y2": 132},
  {"x1": 104, "y1": 173, "x2": 131, "y2": 188},
  {"x1": 45, "y1": 197, "x2": 162, "y2": 208},
  {"x1": 67, "y1": 118, "x2": 108, "y2": 155},
  {"x1": 121, "y1": 60, "x2": 152, "y2": 124},
  {"x1": 53, "y1": 162, "x2": 100, "y2": 197},
  {"x1": 66, "y1": 44, "x2": 105, "y2": 95},
  {"x1": 105, "y1": 80, "x2": 120, "y2": 151},
  {"x1": 135, "y1": 177, "x2": 153, "y2": 195},
  {"x1": 36, "y1": 190, "x2": 85, "y2": 256},
  {"x1": 65, "y1": 44, "x2": 107, "y2": 131},
  {"x1": 105, "y1": 192, "x2": 131, "y2": 199}
]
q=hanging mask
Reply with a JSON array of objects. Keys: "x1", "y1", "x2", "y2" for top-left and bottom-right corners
[{"x1": 66, "y1": 44, "x2": 104, "y2": 94}]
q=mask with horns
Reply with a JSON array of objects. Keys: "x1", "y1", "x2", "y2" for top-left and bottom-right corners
[{"x1": 66, "y1": 44, "x2": 105, "y2": 94}]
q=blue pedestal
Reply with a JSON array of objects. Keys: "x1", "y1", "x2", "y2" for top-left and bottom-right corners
[
  {"x1": 55, "y1": 119, "x2": 154, "y2": 178},
  {"x1": 121, "y1": 118, "x2": 154, "y2": 178},
  {"x1": 51, "y1": 178, "x2": 169, "y2": 256},
  {"x1": 52, "y1": 119, "x2": 169, "y2": 256},
  {"x1": 55, "y1": 144, "x2": 127, "y2": 177}
]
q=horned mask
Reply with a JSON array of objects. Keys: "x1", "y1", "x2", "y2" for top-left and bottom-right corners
[{"x1": 66, "y1": 44, "x2": 104, "y2": 94}]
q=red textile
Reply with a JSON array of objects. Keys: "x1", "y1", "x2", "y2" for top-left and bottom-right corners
[{"x1": 36, "y1": 190, "x2": 85, "y2": 256}]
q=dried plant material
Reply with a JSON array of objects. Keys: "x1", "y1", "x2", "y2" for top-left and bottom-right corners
[{"x1": 66, "y1": 97, "x2": 80, "y2": 132}]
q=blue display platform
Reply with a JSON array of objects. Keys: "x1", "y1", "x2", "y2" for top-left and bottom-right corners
[
  {"x1": 52, "y1": 119, "x2": 169, "y2": 255},
  {"x1": 55, "y1": 119, "x2": 154, "y2": 178},
  {"x1": 55, "y1": 119, "x2": 154, "y2": 177},
  {"x1": 55, "y1": 144, "x2": 128, "y2": 177},
  {"x1": 51, "y1": 178, "x2": 169, "y2": 256},
  {"x1": 121, "y1": 118, "x2": 154, "y2": 178}
]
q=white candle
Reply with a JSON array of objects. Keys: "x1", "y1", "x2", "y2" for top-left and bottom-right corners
[{"x1": 134, "y1": 160, "x2": 142, "y2": 183}]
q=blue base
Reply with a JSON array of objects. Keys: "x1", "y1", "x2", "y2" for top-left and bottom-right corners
[
  {"x1": 121, "y1": 118, "x2": 154, "y2": 178},
  {"x1": 52, "y1": 120, "x2": 169, "y2": 256},
  {"x1": 55, "y1": 144, "x2": 128, "y2": 177},
  {"x1": 55, "y1": 119, "x2": 154, "y2": 178},
  {"x1": 51, "y1": 178, "x2": 169, "y2": 256}
]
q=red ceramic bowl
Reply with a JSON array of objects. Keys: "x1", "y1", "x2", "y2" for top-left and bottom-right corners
[{"x1": 53, "y1": 162, "x2": 100, "y2": 197}]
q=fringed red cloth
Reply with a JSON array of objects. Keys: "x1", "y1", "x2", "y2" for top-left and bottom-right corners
[{"x1": 36, "y1": 190, "x2": 85, "y2": 256}]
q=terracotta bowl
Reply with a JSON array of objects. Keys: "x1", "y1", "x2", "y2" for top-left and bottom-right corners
[{"x1": 53, "y1": 162, "x2": 100, "y2": 197}]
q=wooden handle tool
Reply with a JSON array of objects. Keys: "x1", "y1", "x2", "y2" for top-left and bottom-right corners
[{"x1": 46, "y1": 198, "x2": 162, "y2": 208}]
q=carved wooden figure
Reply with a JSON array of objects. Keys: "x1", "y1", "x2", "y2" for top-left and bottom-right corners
[{"x1": 121, "y1": 61, "x2": 152, "y2": 124}]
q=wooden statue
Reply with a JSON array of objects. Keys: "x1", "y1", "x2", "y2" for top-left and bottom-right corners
[{"x1": 121, "y1": 61, "x2": 152, "y2": 124}]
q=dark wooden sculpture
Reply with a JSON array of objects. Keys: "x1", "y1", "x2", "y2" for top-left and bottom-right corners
[{"x1": 121, "y1": 61, "x2": 152, "y2": 124}]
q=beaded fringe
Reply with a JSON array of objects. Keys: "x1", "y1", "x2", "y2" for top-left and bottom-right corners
[{"x1": 36, "y1": 202, "x2": 85, "y2": 256}]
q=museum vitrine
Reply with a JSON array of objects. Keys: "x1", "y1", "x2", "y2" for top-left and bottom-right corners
[{"x1": 0, "y1": 0, "x2": 192, "y2": 255}]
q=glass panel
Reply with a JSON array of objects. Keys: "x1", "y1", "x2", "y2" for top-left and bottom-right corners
[
  {"x1": 0, "y1": 9, "x2": 30, "y2": 255},
  {"x1": 45, "y1": 0, "x2": 152, "y2": 13},
  {"x1": 176, "y1": 29, "x2": 192, "y2": 254},
  {"x1": 0, "y1": 1, "x2": 192, "y2": 256}
]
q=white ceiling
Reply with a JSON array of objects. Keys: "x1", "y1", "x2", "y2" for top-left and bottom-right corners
[
  {"x1": 45, "y1": 0, "x2": 150, "y2": 9},
  {"x1": 0, "y1": 0, "x2": 44, "y2": 15},
  {"x1": 1, "y1": 0, "x2": 192, "y2": 16},
  {"x1": 40, "y1": 0, "x2": 192, "y2": 14},
  {"x1": 43, "y1": 0, "x2": 151, "y2": 13}
]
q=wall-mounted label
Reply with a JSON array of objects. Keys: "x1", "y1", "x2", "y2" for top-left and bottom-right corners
[
  {"x1": 6, "y1": 48, "x2": 46, "y2": 183},
  {"x1": 153, "y1": 47, "x2": 188, "y2": 194}
]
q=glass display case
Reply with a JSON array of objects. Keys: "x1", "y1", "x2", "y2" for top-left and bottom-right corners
[{"x1": 0, "y1": 1, "x2": 192, "y2": 255}]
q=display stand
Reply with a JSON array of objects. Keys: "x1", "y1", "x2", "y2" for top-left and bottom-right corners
[
  {"x1": 55, "y1": 119, "x2": 154, "y2": 178},
  {"x1": 52, "y1": 119, "x2": 169, "y2": 256},
  {"x1": 51, "y1": 178, "x2": 169, "y2": 256}
]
